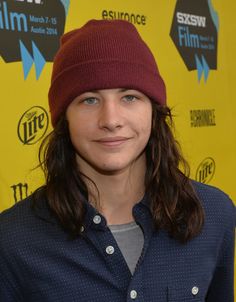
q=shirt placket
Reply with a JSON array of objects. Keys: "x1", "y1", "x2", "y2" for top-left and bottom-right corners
[
  {"x1": 125, "y1": 202, "x2": 154, "y2": 301},
  {"x1": 82, "y1": 199, "x2": 154, "y2": 301},
  {"x1": 83, "y1": 212, "x2": 132, "y2": 296}
]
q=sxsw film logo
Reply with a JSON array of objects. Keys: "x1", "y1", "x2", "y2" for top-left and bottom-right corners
[
  {"x1": 195, "y1": 157, "x2": 215, "y2": 183},
  {"x1": 170, "y1": 0, "x2": 219, "y2": 82},
  {"x1": 17, "y1": 106, "x2": 49, "y2": 144},
  {"x1": 0, "y1": 0, "x2": 70, "y2": 79}
]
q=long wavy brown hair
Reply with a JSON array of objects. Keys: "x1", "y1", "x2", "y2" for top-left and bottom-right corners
[{"x1": 34, "y1": 102, "x2": 204, "y2": 243}]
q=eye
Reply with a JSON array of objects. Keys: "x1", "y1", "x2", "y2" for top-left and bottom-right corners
[
  {"x1": 82, "y1": 97, "x2": 98, "y2": 105},
  {"x1": 123, "y1": 95, "x2": 138, "y2": 102}
]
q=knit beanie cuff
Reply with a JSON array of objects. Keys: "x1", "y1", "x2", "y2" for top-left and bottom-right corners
[{"x1": 49, "y1": 59, "x2": 166, "y2": 126}]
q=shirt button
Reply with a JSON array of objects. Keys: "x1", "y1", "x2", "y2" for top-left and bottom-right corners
[
  {"x1": 192, "y1": 286, "x2": 199, "y2": 295},
  {"x1": 106, "y1": 246, "x2": 115, "y2": 255},
  {"x1": 80, "y1": 226, "x2": 84, "y2": 232},
  {"x1": 130, "y1": 290, "x2": 138, "y2": 299},
  {"x1": 93, "y1": 215, "x2": 102, "y2": 224}
]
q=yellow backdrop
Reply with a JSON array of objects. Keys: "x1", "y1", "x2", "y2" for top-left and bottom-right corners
[{"x1": 0, "y1": 0, "x2": 235, "y2": 296}]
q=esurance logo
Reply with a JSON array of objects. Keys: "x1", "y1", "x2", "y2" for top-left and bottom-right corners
[
  {"x1": 195, "y1": 157, "x2": 215, "y2": 184},
  {"x1": 17, "y1": 106, "x2": 49, "y2": 144},
  {"x1": 0, "y1": 0, "x2": 70, "y2": 79},
  {"x1": 102, "y1": 9, "x2": 147, "y2": 26},
  {"x1": 170, "y1": 0, "x2": 219, "y2": 82}
]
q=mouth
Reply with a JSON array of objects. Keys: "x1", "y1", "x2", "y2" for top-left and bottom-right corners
[{"x1": 94, "y1": 137, "x2": 131, "y2": 147}]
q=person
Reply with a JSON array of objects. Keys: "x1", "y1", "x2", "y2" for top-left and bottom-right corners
[{"x1": 0, "y1": 19, "x2": 235, "y2": 302}]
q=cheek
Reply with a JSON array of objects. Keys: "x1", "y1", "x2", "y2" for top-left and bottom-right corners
[
  {"x1": 138, "y1": 110, "x2": 152, "y2": 138},
  {"x1": 67, "y1": 117, "x2": 87, "y2": 146},
  {"x1": 139, "y1": 124, "x2": 152, "y2": 144}
]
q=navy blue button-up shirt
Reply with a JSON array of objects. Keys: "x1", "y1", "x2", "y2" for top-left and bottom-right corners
[{"x1": 0, "y1": 181, "x2": 235, "y2": 301}]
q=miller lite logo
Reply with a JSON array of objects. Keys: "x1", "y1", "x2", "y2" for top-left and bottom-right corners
[
  {"x1": 195, "y1": 157, "x2": 215, "y2": 184},
  {"x1": 17, "y1": 106, "x2": 49, "y2": 144}
]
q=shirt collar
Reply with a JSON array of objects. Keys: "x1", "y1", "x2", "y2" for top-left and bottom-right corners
[{"x1": 82, "y1": 193, "x2": 153, "y2": 233}]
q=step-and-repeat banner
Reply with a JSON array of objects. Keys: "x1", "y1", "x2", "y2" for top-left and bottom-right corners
[{"x1": 0, "y1": 0, "x2": 235, "y2": 290}]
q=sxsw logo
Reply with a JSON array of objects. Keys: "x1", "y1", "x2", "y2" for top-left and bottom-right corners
[
  {"x1": 0, "y1": 0, "x2": 69, "y2": 80},
  {"x1": 170, "y1": 0, "x2": 219, "y2": 82}
]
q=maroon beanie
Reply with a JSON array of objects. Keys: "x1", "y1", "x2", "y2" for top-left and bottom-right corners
[{"x1": 48, "y1": 19, "x2": 166, "y2": 127}]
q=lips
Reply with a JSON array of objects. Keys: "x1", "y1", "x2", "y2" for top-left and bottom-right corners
[{"x1": 94, "y1": 136, "x2": 130, "y2": 147}]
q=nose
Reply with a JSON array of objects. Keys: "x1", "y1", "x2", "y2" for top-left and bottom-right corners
[{"x1": 98, "y1": 99, "x2": 123, "y2": 131}]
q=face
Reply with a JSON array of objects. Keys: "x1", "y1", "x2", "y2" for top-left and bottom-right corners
[{"x1": 66, "y1": 88, "x2": 152, "y2": 176}]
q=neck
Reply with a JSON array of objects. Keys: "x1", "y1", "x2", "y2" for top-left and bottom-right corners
[{"x1": 81, "y1": 155, "x2": 146, "y2": 225}]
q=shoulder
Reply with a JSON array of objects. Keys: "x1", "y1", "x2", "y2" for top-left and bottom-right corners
[
  {"x1": 191, "y1": 180, "x2": 234, "y2": 210},
  {"x1": 0, "y1": 187, "x2": 53, "y2": 222},
  {"x1": 0, "y1": 196, "x2": 34, "y2": 230},
  {"x1": 0, "y1": 192, "x2": 55, "y2": 251},
  {"x1": 0, "y1": 197, "x2": 34, "y2": 261},
  {"x1": 191, "y1": 180, "x2": 235, "y2": 228}
]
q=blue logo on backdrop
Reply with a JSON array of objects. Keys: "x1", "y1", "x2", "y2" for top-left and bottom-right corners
[
  {"x1": 170, "y1": 0, "x2": 219, "y2": 82},
  {"x1": 0, "y1": 0, "x2": 70, "y2": 79}
]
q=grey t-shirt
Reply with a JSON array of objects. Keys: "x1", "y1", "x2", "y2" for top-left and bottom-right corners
[{"x1": 108, "y1": 221, "x2": 144, "y2": 274}]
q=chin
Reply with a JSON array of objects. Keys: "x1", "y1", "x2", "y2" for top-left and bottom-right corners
[{"x1": 93, "y1": 162, "x2": 130, "y2": 175}]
